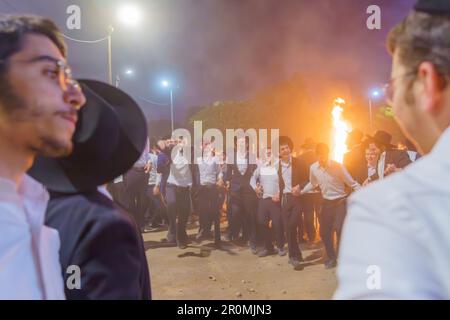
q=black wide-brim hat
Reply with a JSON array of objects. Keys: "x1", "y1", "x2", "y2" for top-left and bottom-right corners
[
  {"x1": 366, "y1": 130, "x2": 396, "y2": 149},
  {"x1": 414, "y1": 0, "x2": 450, "y2": 14},
  {"x1": 28, "y1": 79, "x2": 148, "y2": 193}
]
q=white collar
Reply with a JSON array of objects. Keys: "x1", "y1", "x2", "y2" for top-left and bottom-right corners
[
  {"x1": 431, "y1": 126, "x2": 450, "y2": 158},
  {"x1": 281, "y1": 156, "x2": 292, "y2": 167},
  {"x1": 0, "y1": 174, "x2": 49, "y2": 226}
]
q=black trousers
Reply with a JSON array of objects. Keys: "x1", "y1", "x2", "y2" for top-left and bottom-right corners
[
  {"x1": 298, "y1": 192, "x2": 322, "y2": 242},
  {"x1": 196, "y1": 185, "x2": 222, "y2": 242},
  {"x1": 258, "y1": 198, "x2": 285, "y2": 250},
  {"x1": 282, "y1": 194, "x2": 303, "y2": 260},
  {"x1": 107, "y1": 181, "x2": 127, "y2": 209},
  {"x1": 229, "y1": 191, "x2": 258, "y2": 246},
  {"x1": 145, "y1": 184, "x2": 167, "y2": 227},
  {"x1": 166, "y1": 184, "x2": 191, "y2": 245},
  {"x1": 319, "y1": 197, "x2": 347, "y2": 261},
  {"x1": 123, "y1": 168, "x2": 149, "y2": 229}
]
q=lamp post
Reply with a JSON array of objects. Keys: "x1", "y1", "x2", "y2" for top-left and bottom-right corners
[
  {"x1": 107, "y1": 26, "x2": 114, "y2": 85},
  {"x1": 115, "y1": 68, "x2": 134, "y2": 88},
  {"x1": 369, "y1": 89, "x2": 381, "y2": 131},
  {"x1": 162, "y1": 80, "x2": 174, "y2": 133},
  {"x1": 107, "y1": 4, "x2": 142, "y2": 85}
]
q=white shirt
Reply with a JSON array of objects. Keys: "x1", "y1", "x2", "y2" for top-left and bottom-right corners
[
  {"x1": 0, "y1": 175, "x2": 65, "y2": 300},
  {"x1": 148, "y1": 152, "x2": 158, "y2": 185},
  {"x1": 407, "y1": 150, "x2": 419, "y2": 162},
  {"x1": 236, "y1": 152, "x2": 248, "y2": 175},
  {"x1": 250, "y1": 161, "x2": 280, "y2": 198},
  {"x1": 281, "y1": 158, "x2": 293, "y2": 194},
  {"x1": 197, "y1": 155, "x2": 222, "y2": 186},
  {"x1": 302, "y1": 160, "x2": 361, "y2": 200},
  {"x1": 368, "y1": 165, "x2": 377, "y2": 179},
  {"x1": 167, "y1": 150, "x2": 192, "y2": 187},
  {"x1": 334, "y1": 127, "x2": 450, "y2": 299},
  {"x1": 133, "y1": 139, "x2": 150, "y2": 168},
  {"x1": 377, "y1": 151, "x2": 386, "y2": 180}
]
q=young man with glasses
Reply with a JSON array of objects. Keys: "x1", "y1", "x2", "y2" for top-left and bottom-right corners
[
  {"x1": 335, "y1": 0, "x2": 450, "y2": 299},
  {"x1": 0, "y1": 14, "x2": 85, "y2": 299}
]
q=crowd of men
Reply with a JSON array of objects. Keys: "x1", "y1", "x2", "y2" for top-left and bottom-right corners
[
  {"x1": 109, "y1": 130, "x2": 418, "y2": 271},
  {"x1": 0, "y1": 0, "x2": 449, "y2": 300}
]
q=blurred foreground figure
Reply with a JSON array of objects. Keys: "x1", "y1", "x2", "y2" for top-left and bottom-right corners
[
  {"x1": 30, "y1": 80, "x2": 151, "y2": 299},
  {"x1": 0, "y1": 14, "x2": 85, "y2": 299},
  {"x1": 335, "y1": 0, "x2": 450, "y2": 299}
]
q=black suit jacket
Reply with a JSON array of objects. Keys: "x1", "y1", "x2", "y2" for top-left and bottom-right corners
[
  {"x1": 224, "y1": 156, "x2": 257, "y2": 196},
  {"x1": 384, "y1": 148, "x2": 412, "y2": 170},
  {"x1": 278, "y1": 157, "x2": 309, "y2": 197},
  {"x1": 45, "y1": 190, "x2": 151, "y2": 300},
  {"x1": 343, "y1": 145, "x2": 367, "y2": 184}
]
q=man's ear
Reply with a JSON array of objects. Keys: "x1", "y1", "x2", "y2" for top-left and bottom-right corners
[{"x1": 418, "y1": 61, "x2": 445, "y2": 115}]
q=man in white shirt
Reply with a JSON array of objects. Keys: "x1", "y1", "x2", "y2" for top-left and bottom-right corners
[
  {"x1": 0, "y1": 14, "x2": 85, "y2": 299},
  {"x1": 301, "y1": 143, "x2": 361, "y2": 269},
  {"x1": 194, "y1": 140, "x2": 224, "y2": 245},
  {"x1": 144, "y1": 137, "x2": 166, "y2": 231},
  {"x1": 335, "y1": 0, "x2": 450, "y2": 299},
  {"x1": 123, "y1": 138, "x2": 151, "y2": 232},
  {"x1": 165, "y1": 137, "x2": 195, "y2": 249},
  {"x1": 250, "y1": 148, "x2": 286, "y2": 257},
  {"x1": 224, "y1": 137, "x2": 258, "y2": 253},
  {"x1": 278, "y1": 136, "x2": 309, "y2": 270}
]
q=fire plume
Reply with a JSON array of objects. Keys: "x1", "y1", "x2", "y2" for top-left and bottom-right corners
[{"x1": 331, "y1": 97, "x2": 351, "y2": 164}]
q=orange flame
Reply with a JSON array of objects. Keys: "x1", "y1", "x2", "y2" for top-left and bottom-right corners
[{"x1": 331, "y1": 98, "x2": 351, "y2": 164}]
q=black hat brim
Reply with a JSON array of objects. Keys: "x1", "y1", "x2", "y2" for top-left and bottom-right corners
[{"x1": 28, "y1": 79, "x2": 148, "y2": 193}]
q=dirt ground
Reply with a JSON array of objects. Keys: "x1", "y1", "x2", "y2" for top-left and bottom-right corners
[{"x1": 143, "y1": 222, "x2": 337, "y2": 300}]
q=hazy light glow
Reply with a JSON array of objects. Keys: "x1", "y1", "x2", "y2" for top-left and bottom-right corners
[
  {"x1": 125, "y1": 69, "x2": 134, "y2": 75},
  {"x1": 162, "y1": 80, "x2": 170, "y2": 88},
  {"x1": 117, "y1": 4, "x2": 142, "y2": 27}
]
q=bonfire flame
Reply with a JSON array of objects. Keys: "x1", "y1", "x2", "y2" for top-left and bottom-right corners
[{"x1": 331, "y1": 97, "x2": 351, "y2": 164}]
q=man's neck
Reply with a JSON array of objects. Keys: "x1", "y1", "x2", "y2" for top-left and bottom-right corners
[
  {"x1": 319, "y1": 159, "x2": 329, "y2": 168},
  {"x1": 281, "y1": 155, "x2": 291, "y2": 164},
  {"x1": 0, "y1": 136, "x2": 33, "y2": 186}
]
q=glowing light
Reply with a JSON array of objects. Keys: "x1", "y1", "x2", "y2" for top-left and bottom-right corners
[
  {"x1": 117, "y1": 4, "x2": 142, "y2": 27},
  {"x1": 331, "y1": 97, "x2": 351, "y2": 164},
  {"x1": 161, "y1": 80, "x2": 169, "y2": 88},
  {"x1": 372, "y1": 90, "x2": 380, "y2": 97},
  {"x1": 125, "y1": 69, "x2": 134, "y2": 75}
]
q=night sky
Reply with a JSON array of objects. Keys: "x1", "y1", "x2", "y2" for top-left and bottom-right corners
[{"x1": 1, "y1": 0, "x2": 416, "y2": 124}]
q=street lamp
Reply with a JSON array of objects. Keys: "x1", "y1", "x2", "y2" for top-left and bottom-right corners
[
  {"x1": 107, "y1": 4, "x2": 142, "y2": 85},
  {"x1": 115, "y1": 68, "x2": 134, "y2": 88},
  {"x1": 369, "y1": 88, "x2": 382, "y2": 131},
  {"x1": 162, "y1": 80, "x2": 175, "y2": 133},
  {"x1": 117, "y1": 4, "x2": 143, "y2": 27}
]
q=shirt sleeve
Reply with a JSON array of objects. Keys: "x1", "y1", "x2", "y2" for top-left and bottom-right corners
[
  {"x1": 301, "y1": 165, "x2": 318, "y2": 193},
  {"x1": 155, "y1": 173, "x2": 162, "y2": 186},
  {"x1": 334, "y1": 193, "x2": 442, "y2": 299},
  {"x1": 340, "y1": 164, "x2": 361, "y2": 191},
  {"x1": 250, "y1": 167, "x2": 260, "y2": 191}
]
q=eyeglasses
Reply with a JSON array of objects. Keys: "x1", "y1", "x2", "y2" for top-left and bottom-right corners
[
  {"x1": 0, "y1": 55, "x2": 80, "y2": 91},
  {"x1": 383, "y1": 70, "x2": 418, "y2": 106}
]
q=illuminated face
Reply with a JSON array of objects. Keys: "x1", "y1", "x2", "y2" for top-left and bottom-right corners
[
  {"x1": 0, "y1": 34, "x2": 85, "y2": 157},
  {"x1": 317, "y1": 151, "x2": 329, "y2": 165},
  {"x1": 368, "y1": 143, "x2": 381, "y2": 158},
  {"x1": 157, "y1": 140, "x2": 166, "y2": 150},
  {"x1": 280, "y1": 144, "x2": 291, "y2": 158},
  {"x1": 365, "y1": 149, "x2": 378, "y2": 167}
]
